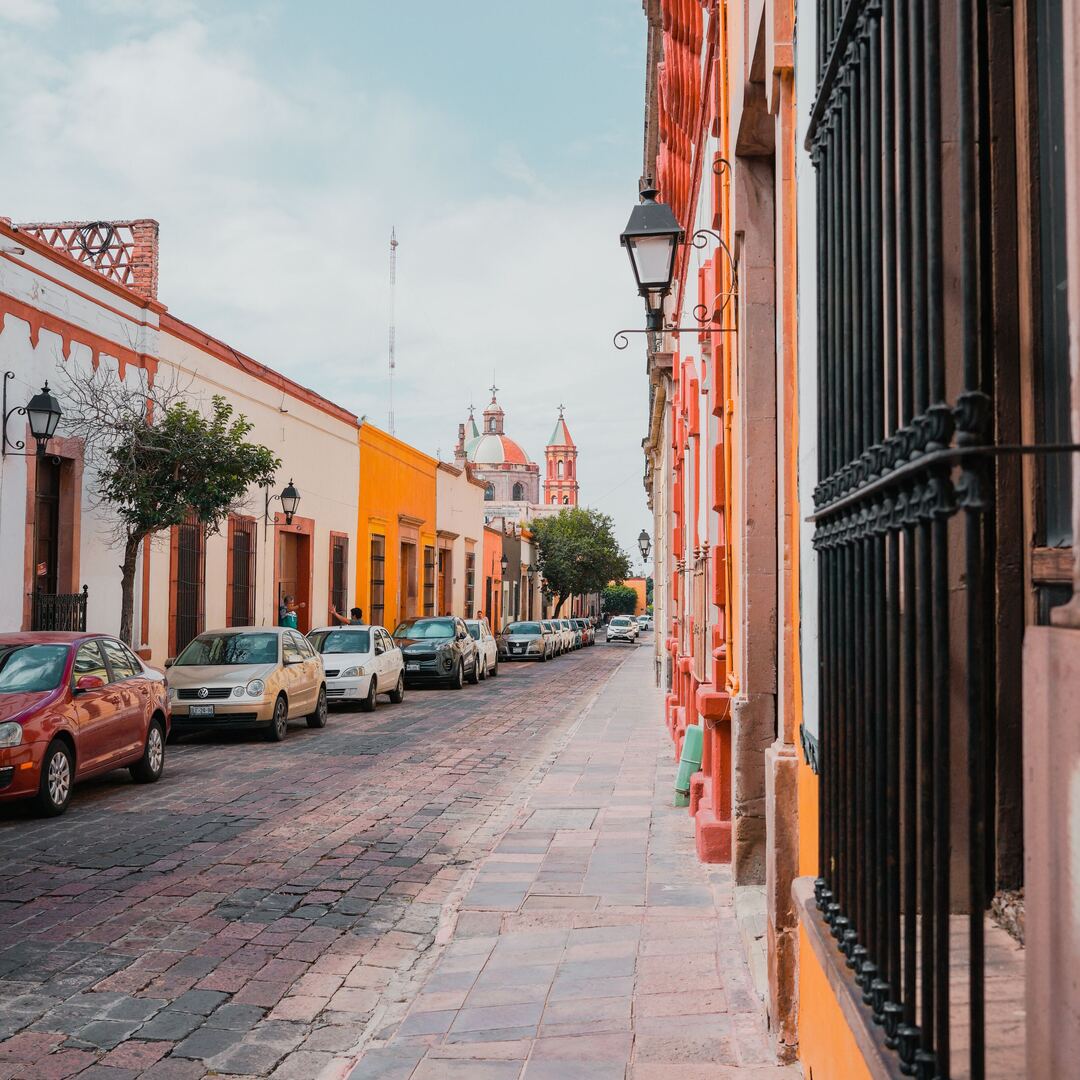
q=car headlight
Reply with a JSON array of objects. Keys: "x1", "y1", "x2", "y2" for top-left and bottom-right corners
[
  {"x1": 527, "y1": 642, "x2": 540, "y2": 652},
  {"x1": 233, "y1": 686, "x2": 245, "y2": 698},
  {"x1": 246, "y1": 679, "x2": 265, "y2": 697},
  {"x1": 0, "y1": 722, "x2": 22, "y2": 748},
  {"x1": 167, "y1": 686, "x2": 177, "y2": 702},
  {"x1": 442, "y1": 654, "x2": 454, "y2": 671},
  {"x1": 340, "y1": 666, "x2": 364, "y2": 678}
]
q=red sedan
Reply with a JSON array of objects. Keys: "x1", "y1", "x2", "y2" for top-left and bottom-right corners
[{"x1": 0, "y1": 633, "x2": 170, "y2": 816}]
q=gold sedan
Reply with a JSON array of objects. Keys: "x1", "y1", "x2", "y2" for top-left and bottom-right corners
[{"x1": 165, "y1": 626, "x2": 327, "y2": 742}]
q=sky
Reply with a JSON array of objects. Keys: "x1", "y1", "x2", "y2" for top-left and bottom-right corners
[{"x1": 0, "y1": 0, "x2": 654, "y2": 572}]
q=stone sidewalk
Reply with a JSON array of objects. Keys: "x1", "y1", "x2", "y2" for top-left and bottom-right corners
[{"x1": 330, "y1": 646, "x2": 801, "y2": 1080}]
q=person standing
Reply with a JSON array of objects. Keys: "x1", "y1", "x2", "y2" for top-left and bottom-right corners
[
  {"x1": 331, "y1": 606, "x2": 365, "y2": 625},
  {"x1": 278, "y1": 594, "x2": 304, "y2": 629}
]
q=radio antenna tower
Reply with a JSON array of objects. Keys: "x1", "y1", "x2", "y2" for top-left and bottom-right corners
[{"x1": 388, "y1": 227, "x2": 398, "y2": 435}]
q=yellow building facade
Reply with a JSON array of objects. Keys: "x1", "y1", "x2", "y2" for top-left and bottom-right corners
[{"x1": 357, "y1": 424, "x2": 437, "y2": 632}]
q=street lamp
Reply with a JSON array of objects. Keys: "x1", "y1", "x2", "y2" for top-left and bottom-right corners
[
  {"x1": 638, "y1": 530, "x2": 652, "y2": 561},
  {"x1": 620, "y1": 181, "x2": 684, "y2": 331},
  {"x1": 265, "y1": 478, "x2": 301, "y2": 526},
  {"x1": 500, "y1": 553, "x2": 509, "y2": 575},
  {"x1": 2, "y1": 373, "x2": 62, "y2": 458}
]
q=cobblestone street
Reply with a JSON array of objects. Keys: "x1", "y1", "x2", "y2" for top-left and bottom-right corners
[{"x1": 0, "y1": 645, "x2": 630, "y2": 1079}]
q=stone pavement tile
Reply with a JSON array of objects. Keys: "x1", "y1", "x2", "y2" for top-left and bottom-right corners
[
  {"x1": 634, "y1": 988, "x2": 729, "y2": 1018},
  {"x1": 134, "y1": 1011, "x2": 202, "y2": 1041},
  {"x1": 540, "y1": 996, "x2": 630, "y2": 1033},
  {"x1": 633, "y1": 1030, "x2": 739, "y2": 1065},
  {"x1": 133, "y1": 1059, "x2": 205, "y2": 1080},
  {"x1": 396, "y1": 1009, "x2": 457, "y2": 1037},
  {"x1": 528, "y1": 1032, "x2": 634, "y2": 1062},
  {"x1": 410, "y1": 990, "x2": 470, "y2": 1013},
  {"x1": 444, "y1": 1025, "x2": 538, "y2": 1045},
  {"x1": 267, "y1": 1049, "x2": 335, "y2": 1078},
  {"x1": 548, "y1": 974, "x2": 634, "y2": 1001},
  {"x1": 99, "y1": 1040, "x2": 172, "y2": 1070},
  {"x1": 7, "y1": 1047, "x2": 97, "y2": 1078},
  {"x1": 425, "y1": 1040, "x2": 532, "y2": 1061},
  {"x1": 412, "y1": 1058, "x2": 523, "y2": 1080},
  {"x1": 0, "y1": 1034, "x2": 65, "y2": 1064},
  {"x1": 449, "y1": 1002, "x2": 544, "y2": 1035},
  {"x1": 522, "y1": 1061, "x2": 626, "y2": 1080},
  {"x1": 346, "y1": 1045, "x2": 427, "y2": 1080}
]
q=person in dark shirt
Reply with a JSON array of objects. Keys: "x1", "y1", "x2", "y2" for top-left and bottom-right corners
[{"x1": 331, "y1": 606, "x2": 364, "y2": 625}]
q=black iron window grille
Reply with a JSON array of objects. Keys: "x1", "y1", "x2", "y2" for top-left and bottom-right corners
[
  {"x1": 174, "y1": 511, "x2": 204, "y2": 656},
  {"x1": 331, "y1": 535, "x2": 349, "y2": 617},
  {"x1": 229, "y1": 517, "x2": 257, "y2": 627},
  {"x1": 465, "y1": 551, "x2": 476, "y2": 617},
  {"x1": 370, "y1": 535, "x2": 385, "y2": 628},
  {"x1": 802, "y1": 0, "x2": 1080, "y2": 1076},
  {"x1": 423, "y1": 545, "x2": 436, "y2": 616}
]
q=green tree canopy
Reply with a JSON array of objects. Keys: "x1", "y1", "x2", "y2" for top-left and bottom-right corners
[
  {"x1": 602, "y1": 584, "x2": 639, "y2": 616},
  {"x1": 62, "y1": 367, "x2": 279, "y2": 645},
  {"x1": 528, "y1": 508, "x2": 630, "y2": 616}
]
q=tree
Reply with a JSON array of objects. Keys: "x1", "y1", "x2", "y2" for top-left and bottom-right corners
[
  {"x1": 602, "y1": 584, "x2": 638, "y2": 616},
  {"x1": 60, "y1": 366, "x2": 279, "y2": 645},
  {"x1": 645, "y1": 575, "x2": 654, "y2": 611},
  {"x1": 529, "y1": 507, "x2": 630, "y2": 616}
]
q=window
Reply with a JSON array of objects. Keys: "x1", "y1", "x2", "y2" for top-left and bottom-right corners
[
  {"x1": 310, "y1": 629, "x2": 371, "y2": 654},
  {"x1": 465, "y1": 550, "x2": 476, "y2": 617},
  {"x1": 512, "y1": 482, "x2": 524, "y2": 501},
  {"x1": 484, "y1": 483, "x2": 495, "y2": 501},
  {"x1": 282, "y1": 633, "x2": 304, "y2": 665},
  {"x1": 567, "y1": 460, "x2": 574, "y2": 478},
  {"x1": 330, "y1": 534, "x2": 349, "y2": 618},
  {"x1": 33, "y1": 457, "x2": 61, "y2": 596},
  {"x1": 0, "y1": 644, "x2": 69, "y2": 693},
  {"x1": 423, "y1": 545, "x2": 436, "y2": 616},
  {"x1": 72, "y1": 640, "x2": 108, "y2": 684},
  {"x1": 173, "y1": 511, "x2": 205, "y2": 657},
  {"x1": 562, "y1": 496, "x2": 569, "y2": 505},
  {"x1": 370, "y1": 534, "x2": 385, "y2": 627},
  {"x1": 228, "y1": 516, "x2": 257, "y2": 627},
  {"x1": 557, "y1": 460, "x2": 564, "y2": 478},
  {"x1": 101, "y1": 639, "x2": 139, "y2": 680},
  {"x1": 176, "y1": 632, "x2": 278, "y2": 666}
]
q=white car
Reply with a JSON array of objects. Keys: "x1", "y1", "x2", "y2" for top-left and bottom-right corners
[
  {"x1": 637, "y1": 614, "x2": 653, "y2": 632},
  {"x1": 307, "y1": 625, "x2": 404, "y2": 712},
  {"x1": 606, "y1": 616, "x2": 639, "y2": 643},
  {"x1": 465, "y1": 618, "x2": 499, "y2": 679}
]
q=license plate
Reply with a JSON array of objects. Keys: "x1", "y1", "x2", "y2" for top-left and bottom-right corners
[
  {"x1": 189, "y1": 704, "x2": 215, "y2": 718},
  {"x1": 406, "y1": 663, "x2": 420, "y2": 672}
]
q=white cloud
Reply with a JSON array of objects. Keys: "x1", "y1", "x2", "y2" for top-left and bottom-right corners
[
  {"x1": 0, "y1": 0, "x2": 57, "y2": 26},
  {"x1": 0, "y1": 7, "x2": 651, "y2": 558}
]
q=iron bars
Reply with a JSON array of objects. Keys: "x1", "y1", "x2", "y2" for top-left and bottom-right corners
[{"x1": 808, "y1": 1, "x2": 995, "y2": 1077}]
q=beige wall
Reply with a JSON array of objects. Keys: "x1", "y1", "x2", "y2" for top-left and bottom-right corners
[
  {"x1": 436, "y1": 463, "x2": 485, "y2": 618},
  {"x1": 145, "y1": 326, "x2": 359, "y2": 659}
]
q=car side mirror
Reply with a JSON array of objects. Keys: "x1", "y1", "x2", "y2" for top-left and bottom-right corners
[
  {"x1": 164, "y1": 658, "x2": 174, "y2": 669},
  {"x1": 75, "y1": 674, "x2": 106, "y2": 692}
]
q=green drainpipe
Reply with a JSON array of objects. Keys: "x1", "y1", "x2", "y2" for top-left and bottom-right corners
[{"x1": 674, "y1": 724, "x2": 703, "y2": 807}]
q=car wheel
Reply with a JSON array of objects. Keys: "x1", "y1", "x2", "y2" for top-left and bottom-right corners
[
  {"x1": 131, "y1": 719, "x2": 166, "y2": 783},
  {"x1": 540, "y1": 649, "x2": 548, "y2": 662},
  {"x1": 466, "y1": 656, "x2": 480, "y2": 685},
  {"x1": 306, "y1": 687, "x2": 328, "y2": 729},
  {"x1": 265, "y1": 695, "x2": 289, "y2": 742},
  {"x1": 360, "y1": 677, "x2": 378, "y2": 713},
  {"x1": 35, "y1": 740, "x2": 73, "y2": 816},
  {"x1": 477, "y1": 656, "x2": 487, "y2": 681},
  {"x1": 490, "y1": 656, "x2": 499, "y2": 677},
  {"x1": 389, "y1": 672, "x2": 405, "y2": 704},
  {"x1": 450, "y1": 660, "x2": 464, "y2": 690}
]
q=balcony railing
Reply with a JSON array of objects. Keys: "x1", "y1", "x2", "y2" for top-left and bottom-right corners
[{"x1": 31, "y1": 586, "x2": 88, "y2": 632}]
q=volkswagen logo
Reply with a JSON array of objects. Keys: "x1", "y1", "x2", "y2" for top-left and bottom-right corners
[{"x1": 197, "y1": 687, "x2": 209, "y2": 699}]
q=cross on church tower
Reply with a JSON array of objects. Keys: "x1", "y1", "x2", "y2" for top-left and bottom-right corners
[{"x1": 489, "y1": 383, "x2": 499, "y2": 401}]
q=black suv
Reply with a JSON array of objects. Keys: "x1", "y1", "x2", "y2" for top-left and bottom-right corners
[{"x1": 393, "y1": 617, "x2": 480, "y2": 689}]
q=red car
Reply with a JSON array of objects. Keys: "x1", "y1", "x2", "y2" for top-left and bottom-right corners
[{"x1": 0, "y1": 633, "x2": 170, "y2": 816}]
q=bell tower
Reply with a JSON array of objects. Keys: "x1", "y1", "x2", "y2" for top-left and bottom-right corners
[{"x1": 544, "y1": 405, "x2": 578, "y2": 506}]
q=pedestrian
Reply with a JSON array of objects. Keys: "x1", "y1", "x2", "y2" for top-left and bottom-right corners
[
  {"x1": 278, "y1": 594, "x2": 304, "y2": 628},
  {"x1": 332, "y1": 605, "x2": 364, "y2": 625}
]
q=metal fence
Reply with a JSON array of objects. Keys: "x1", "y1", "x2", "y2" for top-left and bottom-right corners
[{"x1": 31, "y1": 586, "x2": 88, "y2": 632}]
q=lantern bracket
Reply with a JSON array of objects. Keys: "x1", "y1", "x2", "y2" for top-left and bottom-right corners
[{"x1": 2, "y1": 372, "x2": 61, "y2": 461}]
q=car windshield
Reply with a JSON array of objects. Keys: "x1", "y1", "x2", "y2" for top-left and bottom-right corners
[
  {"x1": 0, "y1": 644, "x2": 69, "y2": 693},
  {"x1": 465, "y1": 622, "x2": 483, "y2": 640},
  {"x1": 610, "y1": 618, "x2": 631, "y2": 626},
  {"x1": 308, "y1": 629, "x2": 371, "y2": 654},
  {"x1": 175, "y1": 632, "x2": 278, "y2": 666},
  {"x1": 395, "y1": 619, "x2": 455, "y2": 640},
  {"x1": 505, "y1": 623, "x2": 541, "y2": 635}
]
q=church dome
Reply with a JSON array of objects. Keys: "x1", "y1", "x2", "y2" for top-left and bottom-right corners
[{"x1": 467, "y1": 433, "x2": 531, "y2": 466}]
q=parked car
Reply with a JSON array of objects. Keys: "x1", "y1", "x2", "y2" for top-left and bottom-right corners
[
  {"x1": 166, "y1": 627, "x2": 326, "y2": 742},
  {"x1": 308, "y1": 625, "x2": 404, "y2": 711},
  {"x1": 394, "y1": 617, "x2": 480, "y2": 688},
  {"x1": 0, "y1": 632, "x2": 170, "y2": 816},
  {"x1": 541, "y1": 620, "x2": 564, "y2": 656},
  {"x1": 636, "y1": 614, "x2": 653, "y2": 632},
  {"x1": 573, "y1": 618, "x2": 595, "y2": 646},
  {"x1": 606, "y1": 615, "x2": 639, "y2": 644},
  {"x1": 497, "y1": 621, "x2": 553, "y2": 662},
  {"x1": 562, "y1": 618, "x2": 582, "y2": 650},
  {"x1": 464, "y1": 619, "x2": 499, "y2": 679}
]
